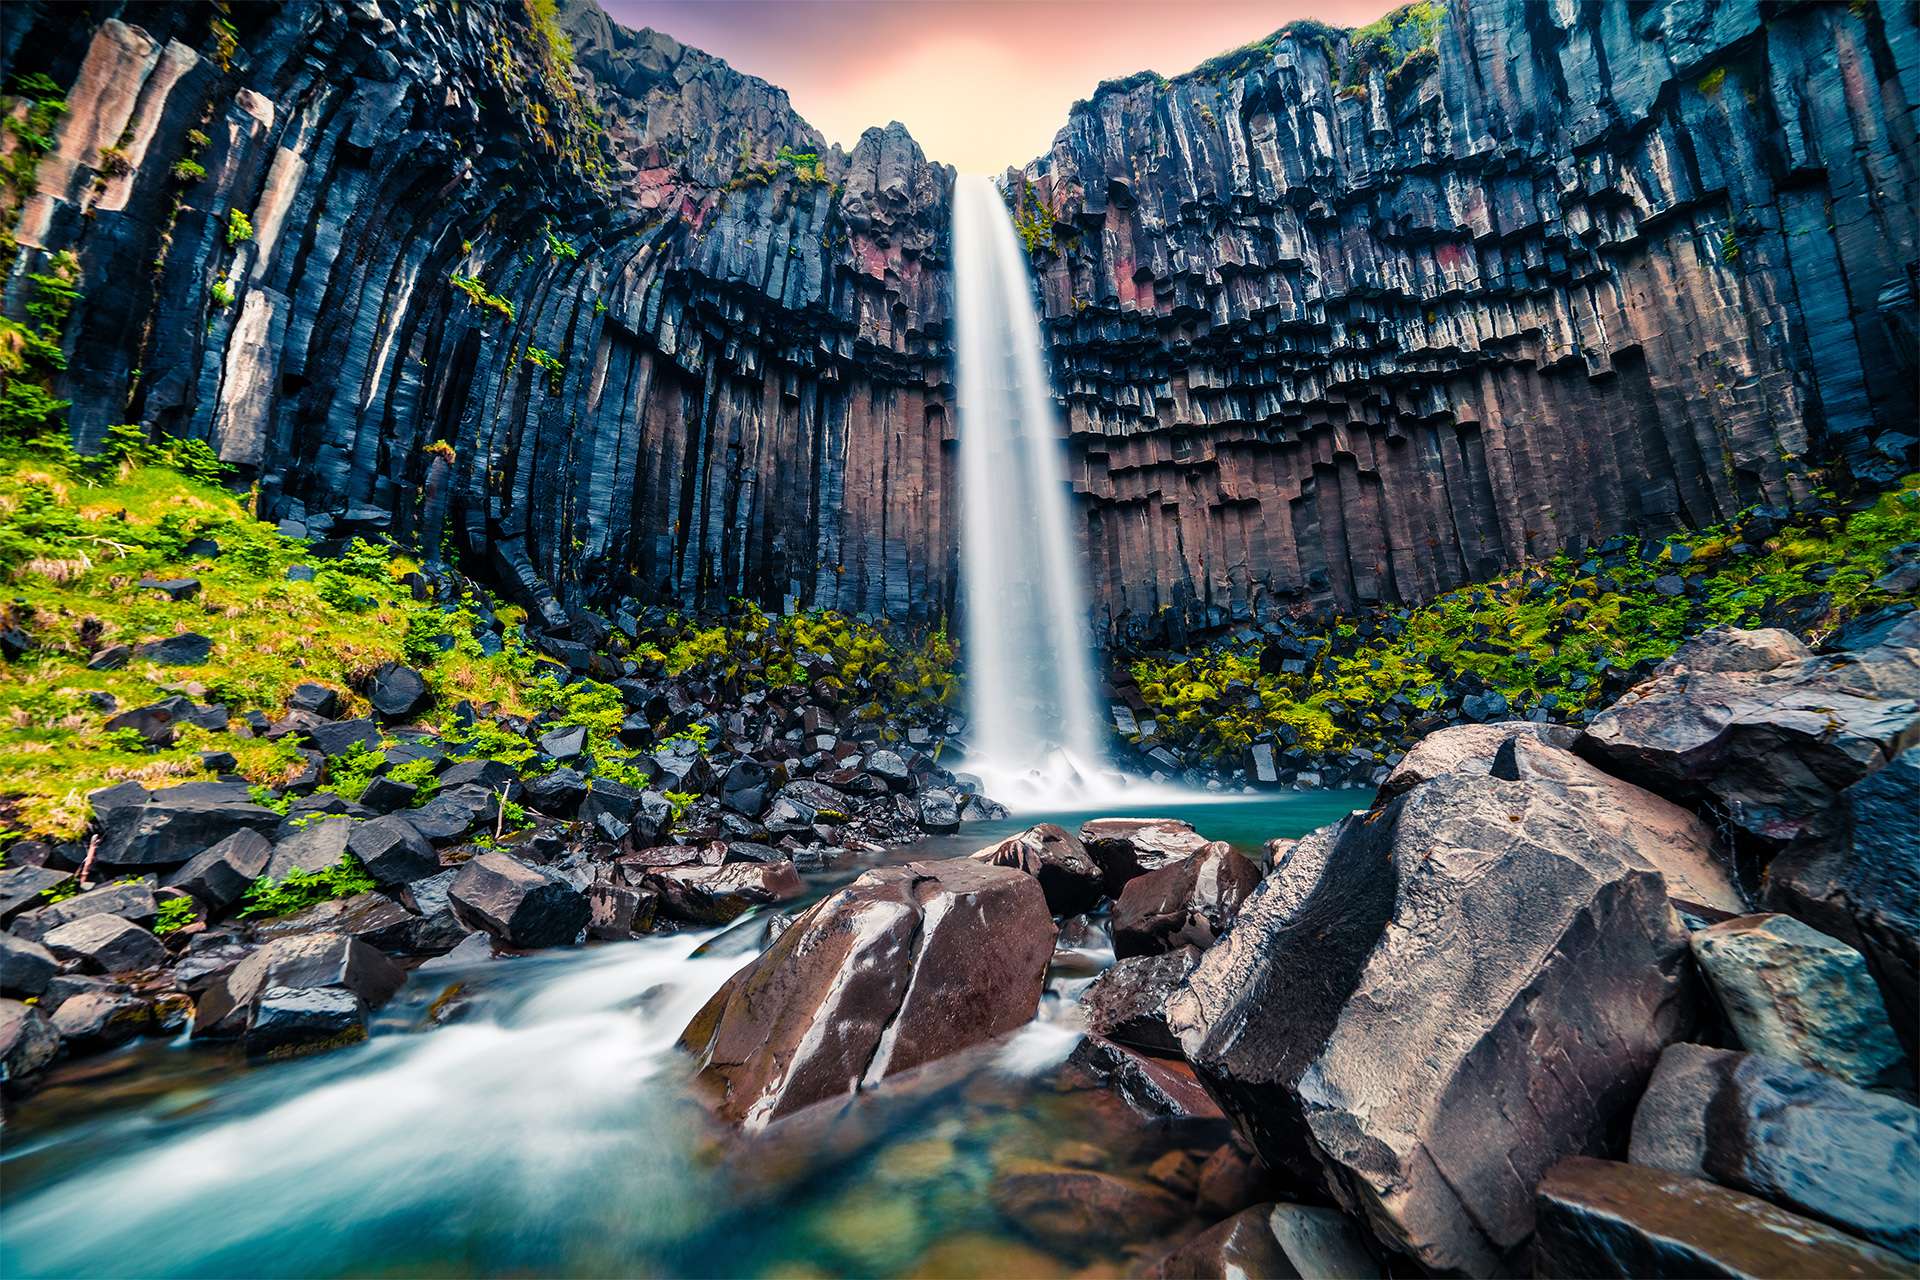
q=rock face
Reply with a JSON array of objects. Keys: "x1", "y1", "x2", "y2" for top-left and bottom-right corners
[
  {"x1": 1534, "y1": 1157, "x2": 1910, "y2": 1279},
  {"x1": 11, "y1": 2, "x2": 1911, "y2": 632},
  {"x1": 1169, "y1": 769, "x2": 1695, "y2": 1275},
  {"x1": 1628, "y1": 1043, "x2": 1920, "y2": 1260},
  {"x1": 1689, "y1": 913, "x2": 1908, "y2": 1088},
  {"x1": 680, "y1": 859, "x2": 1053, "y2": 1131}
]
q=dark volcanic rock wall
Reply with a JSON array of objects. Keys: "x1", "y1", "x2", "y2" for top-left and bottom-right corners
[
  {"x1": 3, "y1": 0, "x2": 1916, "y2": 638},
  {"x1": 2, "y1": 0, "x2": 955, "y2": 630},
  {"x1": 1018, "y1": 0, "x2": 1919, "y2": 636}
]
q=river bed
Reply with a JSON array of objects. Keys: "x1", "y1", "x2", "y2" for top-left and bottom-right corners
[{"x1": 0, "y1": 792, "x2": 1365, "y2": 1279}]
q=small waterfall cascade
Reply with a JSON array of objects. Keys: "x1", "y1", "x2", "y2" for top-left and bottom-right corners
[{"x1": 951, "y1": 174, "x2": 1111, "y2": 802}]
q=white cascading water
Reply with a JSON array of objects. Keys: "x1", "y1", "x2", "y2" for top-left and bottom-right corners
[{"x1": 953, "y1": 174, "x2": 1120, "y2": 805}]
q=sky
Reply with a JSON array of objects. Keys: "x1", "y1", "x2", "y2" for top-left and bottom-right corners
[{"x1": 600, "y1": 0, "x2": 1394, "y2": 172}]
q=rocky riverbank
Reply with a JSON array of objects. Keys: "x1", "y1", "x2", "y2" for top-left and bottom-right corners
[{"x1": 673, "y1": 618, "x2": 1920, "y2": 1276}]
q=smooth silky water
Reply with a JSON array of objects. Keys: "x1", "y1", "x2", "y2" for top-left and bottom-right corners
[{"x1": 0, "y1": 792, "x2": 1363, "y2": 1279}]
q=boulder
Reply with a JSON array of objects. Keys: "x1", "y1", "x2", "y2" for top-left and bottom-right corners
[
  {"x1": 989, "y1": 1158, "x2": 1191, "y2": 1257},
  {"x1": 719, "y1": 759, "x2": 771, "y2": 816},
  {"x1": 1068, "y1": 1035, "x2": 1226, "y2": 1125},
  {"x1": 1629, "y1": 1043, "x2": 1920, "y2": 1259},
  {"x1": 1492, "y1": 734, "x2": 1744, "y2": 914},
  {"x1": 162, "y1": 829, "x2": 272, "y2": 909},
  {"x1": 90, "y1": 779, "x2": 281, "y2": 871},
  {"x1": 1194, "y1": 1140, "x2": 1281, "y2": 1218},
  {"x1": 1764, "y1": 746, "x2": 1920, "y2": 1059},
  {"x1": 405, "y1": 785, "x2": 499, "y2": 844},
  {"x1": 193, "y1": 932, "x2": 405, "y2": 1040},
  {"x1": 1690, "y1": 913, "x2": 1907, "y2": 1088},
  {"x1": 1534, "y1": 1157, "x2": 1909, "y2": 1279},
  {"x1": 1111, "y1": 841, "x2": 1261, "y2": 958},
  {"x1": 1078, "y1": 818, "x2": 1210, "y2": 896},
  {"x1": 368, "y1": 662, "x2": 429, "y2": 720},
  {"x1": 286, "y1": 683, "x2": 342, "y2": 717},
  {"x1": 0, "y1": 999, "x2": 60, "y2": 1085},
  {"x1": 247, "y1": 986, "x2": 369, "y2": 1057},
  {"x1": 916, "y1": 790, "x2": 959, "y2": 833},
  {"x1": 11, "y1": 878, "x2": 156, "y2": 941},
  {"x1": 536, "y1": 723, "x2": 587, "y2": 761},
  {"x1": 681, "y1": 860, "x2": 1053, "y2": 1130},
  {"x1": 647, "y1": 861, "x2": 804, "y2": 925},
  {"x1": 263, "y1": 816, "x2": 357, "y2": 880},
  {"x1": 308, "y1": 717, "x2": 380, "y2": 758},
  {"x1": 253, "y1": 893, "x2": 418, "y2": 953},
  {"x1": 863, "y1": 749, "x2": 912, "y2": 791},
  {"x1": 41, "y1": 914, "x2": 166, "y2": 973},
  {"x1": 0, "y1": 866, "x2": 70, "y2": 924},
  {"x1": 50, "y1": 989, "x2": 152, "y2": 1051},
  {"x1": 1377, "y1": 720, "x2": 1578, "y2": 799},
  {"x1": 969, "y1": 823, "x2": 1104, "y2": 915},
  {"x1": 1081, "y1": 947, "x2": 1199, "y2": 1055},
  {"x1": 1169, "y1": 769, "x2": 1695, "y2": 1275},
  {"x1": 0, "y1": 933, "x2": 58, "y2": 997},
  {"x1": 344, "y1": 815, "x2": 438, "y2": 885},
  {"x1": 448, "y1": 852, "x2": 589, "y2": 948},
  {"x1": 1579, "y1": 622, "x2": 1920, "y2": 849},
  {"x1": 104, "y1": 695, "x2": 225, "y2": 747},
  {"x1": 1148, "y1": 1204, "x2": 1381, "y2": 1280},
  {"x1": 523, "y1": 766, "x2": 589, "y2": 817}
]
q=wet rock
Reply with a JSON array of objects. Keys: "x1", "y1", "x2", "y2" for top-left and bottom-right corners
[
  {"x1": 172, "y1": 932, "x2": 255, "y2": 993},
  {"x1": 449, "y1": 851, "x2": 589, "y2": 948},
  {"x1": 1533, "y1": 1157, "x2": 1909, "y2": 1279},
  {"x1": 719, "y1": 758, "x2": 771, "y2": 816},
  {"x1": 1148, "y1": 1204, "x2": 1382, "y2": 1280},
  {"x1": 0, "y1": 999, "x2": 61, "y2": 1086},
  {"x1": 1081, "y1": 947, "x2": 1199, "y2": 1055},
  {"x1": 990, "y1": 1158, "x2": 1191, "y2": 1257},
  {"x1": 1079, "y1": 818, "x2": 1211, "y2": 896},
  {"x1": 0, "y1": 933, "x2": 58, "y2": 997},
  {"x1": 681, "y1": 860, "x2": 1053, "y2": 1130},
  {"x1": 247, "y1": 986, "x2": 371, "y2": 1058},
  {"x1": 254, "y1": 892, "x2": 417, "y2": 952},
  {"x1": 1377, "y1": 720, "x2": 1578, "y2": 799},
  {"x1": 863, "y1": 749, "x2": 911, "y2": 791},
  {"x1": 586, "y1": 880, "x2": 650, "y2": 939},
  {"x1": 1194, "y1": 1140, "x2": 1282, "y2": 1219},
  {"x1": 368, "y1": 662, "x2": 429, "y2": 721},
  {"x1": 345, "y1": 815, "x2": 439, "y2": 885},
  {"x1": 90, "y1": 779, "x2": 281, "y2": 871},
  {"x1": 1690, "y1": 913, "x2": 1907, "y2": 1088},
  {"x1": 1170, "y1": 769, "x2": 1694, "y2": 1275},
  {"x1": 1579, "y1": 623, "x2": 1920, "y2": 850},
  {"x1": 41, "y1": 913, "x2": 167, "y2": 974},
  {"x1": 969, "y1": 823, "x2": 1103, "y2": 916},
  {"x1": 193, "y1": 932, "x2": 405, "y2": 1040},
  {"x1": 1068, "y1": 1035, "x2": 1226, "y2": 1125},
  {"x1": 916, "y1": 790, "x2": 959, "y2": 834},
  {"x1": 646, "y1": 861, "x2": 803, "y2": 925},
  {"x1": 1765, "y1": 746, "x2": 1920, "y2": 1059},
  {"x1": 1629, "y1": 1043, "x2": 1920, "y2": 1260},
  {"x1": 162, "y1": 829, "x2": 272, "y2": 909},
  {"x1": 1111, "y1": 841, "x2": 1261, "y2": 958},
  {"x1": 50, "y1": 989, "x2": 152, "y2": 1051}
]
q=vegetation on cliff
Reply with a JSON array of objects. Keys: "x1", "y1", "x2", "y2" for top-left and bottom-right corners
[{"x1": 1126, "y1": 479, "x2": 1920, "y2": 774}]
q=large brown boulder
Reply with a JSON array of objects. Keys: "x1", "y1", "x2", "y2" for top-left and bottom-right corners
[
  {"x1": 1169, "y1": 768, "x2": 1695, "y2": 1275},
  {"x1": 1110, "y1": 842, "x2": 1261, "y2": 958},
  {"x1": 1078, "y1": 818, "x2": 1210, "y2": 896},
  {"x1": 1082, "y1": 948, "x2": 1199, "y2": 1054},
  {"x1": 1377, "y1": 720, "x2": 1578, "y2": 799},
  {"x1": 646, "y1": 860, "x2": 803, "y2": 924},
  {"x1": 1628, "y1": 1043, "x2": 1920, "y2": 1260},
  {"x1": 1578, "y1": 621, "x2": 1920, "y2": 850},
  {"x1": 680, "y1": 859, "x2": 1053, "y2": 1131},
  {"x1": 448, "y1": 852, "x2": 590, "y2": 948},
  {"x1": 969, "y1": 823, "x2": 1103, "y2": 915},
  {"x1": 1534, "y1": 1157, "x2": 1909, "y2": 1278}
]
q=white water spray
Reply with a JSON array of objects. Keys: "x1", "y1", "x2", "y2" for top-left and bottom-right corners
[{"x1": 952, "y1": 175, "x2": 1120, "y2": 805}]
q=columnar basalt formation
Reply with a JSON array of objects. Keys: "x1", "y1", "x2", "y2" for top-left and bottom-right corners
[
  {"x1": 1017, "y1": 0, "x2": 1919, "y2": 635},
  {"x1": 3, "y1": 0, "x2": 955, "y2": 629},
  {"x1": 3, "y1": 0, "x2": 1916, "y2": 636}
]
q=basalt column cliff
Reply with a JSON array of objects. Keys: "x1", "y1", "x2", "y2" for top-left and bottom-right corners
[{"x1": 2, "y1": 0, "x2": 1915, "y2": 635}]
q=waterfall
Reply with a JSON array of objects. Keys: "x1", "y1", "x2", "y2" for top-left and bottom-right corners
[{"x1": 952, "y1": 175, "x2": 1109, "y2": 799}]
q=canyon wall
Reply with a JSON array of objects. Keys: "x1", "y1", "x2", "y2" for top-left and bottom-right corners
[{"x1": 2, "y1": 0, "x2": 1915, "y2": 640}]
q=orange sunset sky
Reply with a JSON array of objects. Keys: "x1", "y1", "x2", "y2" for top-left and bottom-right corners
[{"x1": 601, "y1": 0, "x2": 1397, "y2": 172}]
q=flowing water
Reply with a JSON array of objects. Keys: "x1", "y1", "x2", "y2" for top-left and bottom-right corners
[
  {"x1": 952, "y1": 175, "x2": 1114, "y2": 806},
  {"x1": 0, "y1": 792, "x2": 1365, "y2": 1280}
]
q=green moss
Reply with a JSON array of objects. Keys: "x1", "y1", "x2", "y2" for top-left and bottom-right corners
[
  {"x1": 1697, "y1": 66, "x2": 1727, "y2": 96},
  {"x1": 525, "y1": 344, "x2": 565, "y2": 392},
  {"x1": 450, "y1": 272, "x2": 515, "y2": 323},
  {"x1": 226, "y1": 208, "x2": 253, "y2": 246},
  {"x1": 170, "y1": 158, "x2": 207, "y2": 184},
  {"x1": 0, "y1": 249, "x2": 79, "y2": 442}
]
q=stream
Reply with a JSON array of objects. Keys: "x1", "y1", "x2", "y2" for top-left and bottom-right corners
[{"x1": 0, "y1": 792, "x2": 1364, "y2": 1279}]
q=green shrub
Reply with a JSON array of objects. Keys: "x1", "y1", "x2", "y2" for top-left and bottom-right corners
[
  {"x1": 236, "y1": 855, "x2": 378, "y2": 918},
  {"x1": 153, "y1": 896, "x2": 198, "y2": 934}
]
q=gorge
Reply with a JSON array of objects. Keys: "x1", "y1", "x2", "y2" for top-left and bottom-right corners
[{"x1": 0, "y1": 1, "x2": 1918, "y2": 1278}]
